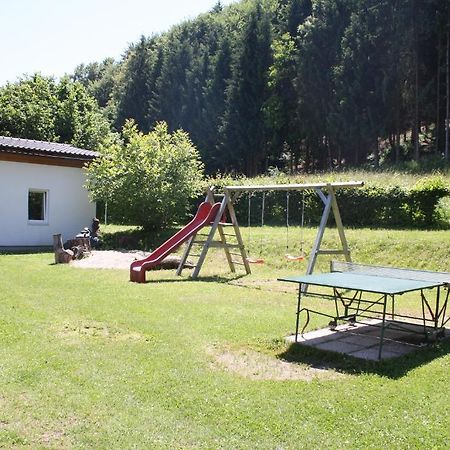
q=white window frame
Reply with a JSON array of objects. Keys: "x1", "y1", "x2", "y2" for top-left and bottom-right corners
[{"x1": 28, "y1": 189, "x2": 49, "y2": 225}]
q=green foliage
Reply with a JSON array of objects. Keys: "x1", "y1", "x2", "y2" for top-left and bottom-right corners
[
  {"x1": 55, "y1": 77, "x2": 116, "y2": 150},
  {"x1": 408, "y1": 176, "x2": 450, "y2": 226},
  {"x1": 0, "y1": 74, "x2": 115, "y2": 149},
  {"x1": 0, "y1": 74, "x2": 59, "y2": 141},
  {"x1": 264, "y1": 32, "x2": 301, "y2": 167},
  {"x1": 86, "y1": 121, "x2": 205, "y2": 230},
  {"x1": 72, "y1": 57, "x2": 119, "y2": 108}
]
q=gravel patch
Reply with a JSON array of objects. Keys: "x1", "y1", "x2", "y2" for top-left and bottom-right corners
[{"x1": 71, "y1": 250, "x2": 150, "y2": 270}]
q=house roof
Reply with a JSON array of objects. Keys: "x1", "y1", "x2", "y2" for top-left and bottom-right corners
[{"x1": 0, "y1": 136, "x2": 98, "y2": 160}]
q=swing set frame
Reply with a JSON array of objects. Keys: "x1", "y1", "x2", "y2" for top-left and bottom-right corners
[{"x1": 176, "y1": 181, "x2": 364, "y2": 279}]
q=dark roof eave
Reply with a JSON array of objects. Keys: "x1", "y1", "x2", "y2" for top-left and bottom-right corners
[
  {"x1": 0, "y1": 147, "x2": 98, "y2": 161},
  {"x1": 0, "y1": 136, "x2": 99, "y2": 159}
]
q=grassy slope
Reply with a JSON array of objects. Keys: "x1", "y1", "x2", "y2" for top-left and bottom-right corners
[
  {"x1": 213, "y1": 168, "x2": 450, "y2": 188},
  {"x1": 0, "y1": 227, "x2": 449, "y2": 449}
]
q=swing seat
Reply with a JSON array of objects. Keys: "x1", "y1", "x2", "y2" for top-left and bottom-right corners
[
  {"x1": 246, "y1": 257, "x2": 265, "y2": 264},
  {"x1": 285, "y1": 253, "x2": 305, "y2": 261}
]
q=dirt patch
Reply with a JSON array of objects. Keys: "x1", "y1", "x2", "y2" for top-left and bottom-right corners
[
  {"x1": 36, "y1": 415, "x2": 79, "y2": 448},
  {"x1": 228, "y1": 278, "x2": 297, "y2": 294},
  {"x1": 208, "y1": 345, "x2": 346, "y2": 381},
  {"x1": 56, "y1": 321, "x2": 149, "y2": 342},
  {"x1": 71, "y1": 250, "x2": 150, "y2": 270},
  {"x1": 40, "y1": 429, "x2": 66, "y2": 446}
]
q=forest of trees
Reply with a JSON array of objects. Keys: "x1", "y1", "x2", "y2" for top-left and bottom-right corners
[{"x1": 1, "y1": 0, "x2": 450, "y2": 175}]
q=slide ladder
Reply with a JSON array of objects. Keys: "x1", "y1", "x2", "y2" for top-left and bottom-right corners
[{"x1": 176, "y1": 190, "x2": 251, "y2": 278}]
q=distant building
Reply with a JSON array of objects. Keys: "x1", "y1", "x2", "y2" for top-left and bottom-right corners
[{"x1": 0, "y1": 136, "x2": 97, "y2": 248}]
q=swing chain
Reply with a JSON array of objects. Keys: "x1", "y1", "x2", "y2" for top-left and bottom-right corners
[
  {"x1": 286, "y1": 191, "x2": 290, "y2": 251},
  {"x1": 261, "y1": 191, "x2": 266, "y2": 227},
  {"x1": 247, "y1": 192, "x2": 253, "y2": 254},
  {"x1": 246, "y1": 191, "x2": 265, "y2": 264},
  {"x1": 260, "y1": 191, "x2": 266, "y2": 252},
  {"x1": 300, "y1": 190, "x2": 305, "y2": 253},
  {"x1": 285, "y1": 190, "x2": 306, "y2": 260}
]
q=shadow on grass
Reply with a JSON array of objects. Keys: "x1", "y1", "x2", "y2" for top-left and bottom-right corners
[
  {"x1": 141, "y1": 274, "x2": 248, "y2": 285},
  {"x1": 278, "y1": 338, "x2": 450, "y2": 379},
  {"x1": 0, "y1": 247, "x2": 52, "y2": 255},
  {"x1": 103, "y1": 227, "x2": 180, "y2": 251}
]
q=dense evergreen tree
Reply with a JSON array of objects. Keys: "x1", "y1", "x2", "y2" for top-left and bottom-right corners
[
  {"x1": 295, "y1": 0, "x2": 354, "y2": 168},
  {"x1": 335, "y1": 0, "x2": 396, "y2": 165},
  {"x1": 201, "y1": 35, "x2": 232, "y2": 171},
  {"x1": 265, "y1": 0, "x2": 312, "y2": 170},
  {"x1": 222, "y1": 1, "x2": 273, "y2": 175},
  {"x1": 114, "y1": 36, "x2": 157, "y2": 132}
]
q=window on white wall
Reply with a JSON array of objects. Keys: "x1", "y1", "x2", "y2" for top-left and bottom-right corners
[{"x1": 28, "y1": 190, "x2": 48, "y2": 223}]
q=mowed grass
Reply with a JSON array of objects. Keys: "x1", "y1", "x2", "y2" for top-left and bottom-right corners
[{"x1": 0, "y1": 226, "x2": 449, "y2": 449}]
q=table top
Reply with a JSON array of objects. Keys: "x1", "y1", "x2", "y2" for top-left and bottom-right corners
[{"x1": 278, "y1": 272, "x2": 445, "y2": 295}]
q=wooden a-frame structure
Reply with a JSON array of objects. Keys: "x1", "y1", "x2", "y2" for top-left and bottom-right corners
[{"x1": 176, "y1": 181, "x2": 364, "y2": 279}]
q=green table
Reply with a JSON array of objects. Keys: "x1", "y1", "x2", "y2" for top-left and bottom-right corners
[{"x1": 279, "y1": 265, "x2": 449, "y2": 360}]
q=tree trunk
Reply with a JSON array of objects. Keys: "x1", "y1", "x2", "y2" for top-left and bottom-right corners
[
  {"x1": 395, "y1": 131, "x2": 401, "y2": 164},
  {"x1": 446, "y1": 6, "x2": 450, "y2": 161},
  {"x1": 373, "y1": 137, "x2": 380, "y2": 168},
  {"x1": 436, "y1": 23, "x2": 442, "y2": 154},
  {"x1": 413, "y1": 0, "x2": 420, "y2": 161}
]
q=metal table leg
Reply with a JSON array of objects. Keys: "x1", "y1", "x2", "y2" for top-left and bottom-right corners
[
  {"x1": 295, "y1": 288, "x2": 302, "y2": 342},
  {"x1": 378, "y1": 294, "x2": 389, "y2": 360}
]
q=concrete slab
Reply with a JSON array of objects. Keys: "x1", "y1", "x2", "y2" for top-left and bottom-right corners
[
  {"x1": 348, "y1": 348, "x2": 399, "y2": 361},
  {"x1": 338, "y1": 333, "x2": 381, "y2": 347},
  {"x1": 314, "y1": 339, "x2": 362, "y2": 354},
  {"x1": 286, "y1": 320, "x2": 448, "y2": 361}
]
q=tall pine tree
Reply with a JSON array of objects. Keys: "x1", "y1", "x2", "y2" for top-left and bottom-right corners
[{"x1": 222, "y1": 1, "x2": 273, "y2": 175}]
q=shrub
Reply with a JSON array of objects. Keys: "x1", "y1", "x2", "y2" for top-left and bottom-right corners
[{"x1": 86, "y1": 121, "x2": 205, "y2": 230}]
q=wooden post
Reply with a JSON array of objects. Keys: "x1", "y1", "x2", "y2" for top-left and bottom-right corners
[
  {"x1": 191, "y1": 195, "x2": 228, "y2": 279},
  {"x1": 305, "y1": 189, "x2": 333, "y2": 276},
  {"x1": 327, "y1": 184, "x2": 351, "y2": 262},
  {"x1": 224, "y1": 189, "x2": 251, "y2": 275}
]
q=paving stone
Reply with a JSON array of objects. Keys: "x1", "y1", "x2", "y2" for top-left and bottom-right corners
[
  {"x1": 314, "y1": 339, "x2": 362, "y2": 354},
  {"x1": 378, "y1": 339, "x2": 419, "y2": 354},
  {"x1": 286, "y1": 330, "x2": 336, "y2": 345},
  {"x1": 337, "y1": 333, "x2": 381, "y2": 347},
  {"x1": 348, "y1": 348, "x2": 398, "y2": 361}
]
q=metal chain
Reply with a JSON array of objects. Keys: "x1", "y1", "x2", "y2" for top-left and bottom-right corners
[{"x1": 286, "y1": 192, "x2": 290, "y2": 251}]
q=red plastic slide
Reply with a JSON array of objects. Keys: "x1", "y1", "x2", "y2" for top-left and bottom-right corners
[{"x1": 130, "y1": 202, "x2": 221, "y2": 283}]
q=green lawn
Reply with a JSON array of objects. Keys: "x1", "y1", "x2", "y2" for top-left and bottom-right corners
[{"x1": 0, "y1": 227, "x2": 449, "y2": 449}]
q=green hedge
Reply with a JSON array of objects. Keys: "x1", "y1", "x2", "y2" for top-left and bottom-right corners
[{"x1": 206, "y1": 176, "x2": 450, "y2": 229}]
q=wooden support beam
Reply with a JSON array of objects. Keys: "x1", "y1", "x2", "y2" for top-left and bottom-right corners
[{"x1": 224, "y1": 181, "x2": 363, "y2": 192}]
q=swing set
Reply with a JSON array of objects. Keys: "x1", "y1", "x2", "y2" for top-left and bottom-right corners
[
  {"x1": 285, "y1": 190, "x2": 306, "y2": 262},
  {"x1": 245, "y1": 190, "x2": 307, "y2": 264},
  {"x1": 175, "y1": 181, "x2": 364, "y2": 279}
]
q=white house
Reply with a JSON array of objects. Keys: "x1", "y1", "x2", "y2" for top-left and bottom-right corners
[{"x1": 0, "y1": 136, "x2": 98, "y2": 248}]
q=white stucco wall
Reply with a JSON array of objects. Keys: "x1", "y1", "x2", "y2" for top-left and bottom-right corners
[{"x1": 0, "y1": 161, "x2": 96, "y2": 247}]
